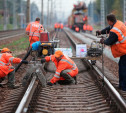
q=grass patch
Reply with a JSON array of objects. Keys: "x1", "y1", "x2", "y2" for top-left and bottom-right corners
[
  {"x1": 0, "y1": 25, "x2": 3, "y2": 30},
  {"x1": 0, "y1": 36, "x2": 29, "y2": 53}
]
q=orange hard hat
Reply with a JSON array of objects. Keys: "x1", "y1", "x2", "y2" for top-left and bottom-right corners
[
  {"x1": 54, "y1": 50, "x2": 63, "y2": 58},
  {"x1": 1, "y1": 48, "x2": 12, "y2": 53}
]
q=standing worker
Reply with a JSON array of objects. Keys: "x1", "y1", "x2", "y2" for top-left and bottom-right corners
[
  {"x1": 86, "y1": 24, "x2": 90, "y2": 32},
  {"x1": 83, "y1": 24, "x2": 87, "y2": 32},
  {"x1": 54, "y1": 23, "x2": 58, "y2": 32},
  {"x1": 60, "y1": 23, "x2": 63, "y2": 31},
  {"x1": 41, "y1": 50, "x2": 78, "y2": 86},
  {"x1": 57, "y1": 23, "x2": 60, "y2": 31},
  {"x1": 0, "y1": 48, "x2": 28, "y2": 89},
  {"x1": 26, "y1": 17, "x2": 44, "y2": 47},
  {"x1": 96, "y1": 14, "x2": 126, "y2": 91},
  {"x1": 89, "y1": 25, "x2": 93, "y2": 33}
]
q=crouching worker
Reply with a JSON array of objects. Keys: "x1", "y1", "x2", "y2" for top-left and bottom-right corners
[
  {"x1": 41, "y1": 50, "x2": 78, "y2": 86},
  {"x1": 0, "y1": 48, "x2": 28, "y2": 89}
]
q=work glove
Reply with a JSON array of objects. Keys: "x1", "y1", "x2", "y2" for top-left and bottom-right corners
[
  {"x1": 100, "y1": 38, "x2": 105, "y2": 44},
  {"x1": 41, "y1": 58, "x2": 46, "y2": 64},
  {"x1": 47, "y1": 82, "x2": 53, "y2": 86},
  {"x1": 96, "y1": 30, "x2": 101, "y2": 36},
  {"x1": 21, "y1": 60, "x2": 28, "y2": 64}
]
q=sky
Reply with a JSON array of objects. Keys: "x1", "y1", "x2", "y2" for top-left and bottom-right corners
[{"x1": 30, "y1": 0, "x2": 92, "y2": 22}]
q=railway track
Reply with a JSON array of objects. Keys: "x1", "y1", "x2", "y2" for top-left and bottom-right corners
[
  {"x1": 0, "y1": 30, "x2": 126, "y2": 113},
  {"x1": 0, "y1": 29, "x2": 25, "y2": 40},
  {"x1": 67, "y1": 29, "x2": 126, "y2": 101}
]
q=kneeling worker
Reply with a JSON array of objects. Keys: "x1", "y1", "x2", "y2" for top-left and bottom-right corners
[
  {"x1": 0, "y1": 48, "x2": 28, "y2": 89},
  {"x1": 41, "y1": 50, "x2": 78, "y2": 86}
]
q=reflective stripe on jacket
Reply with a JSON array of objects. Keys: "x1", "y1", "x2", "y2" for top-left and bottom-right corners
[
  {"x1": 0, "y1": 53, "x2": 21, "y2": 78},
  {"x1": 45, "y1": 55, "x2": 78, "y2": 83},
  {"x1": 110, "y1": 20, "x2": 126, "y2": 58},
  {"x1": 26, "y1": 21, "x2": 43, "y2": 37}
]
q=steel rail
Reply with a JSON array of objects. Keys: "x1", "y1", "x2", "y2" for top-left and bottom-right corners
[
  {"x1": 64, "y1": 29, "x2": 126, "y2": 113},
  {"x1": 15, "y1": 75, "x2": 37, "y2": 113},
  {"x1": 93, "y1": 65, "x2": 126, "y2": 110},
  {"x1": 0, "y1": 29, "x2": 24, "y2": 33},
  {"x1": 0, "y1": 29, "x2": 25, "y2": 40}
]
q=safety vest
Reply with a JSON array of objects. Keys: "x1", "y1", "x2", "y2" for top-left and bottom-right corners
[
  {"x1": 60, "y1": 24, "x2": 63, "y2": 29},
  {"x1": 86, "y1": 25, "x2": 90, "y2": 31},
  {"x1": 29, "y1": 21, "x2": 42, "y2": 37},
  {"x1": 0, "y1": 53, "x2": 21, "y2": 77},
  {"x1": 110, "y1": 20, "x2": 126, "y2": 58},
  {"x1": 83, "y1": 24, "x2": 87, "y2": 31},
  {"x1": 89, "y1": 26, "x2": 93, "y2": 31},
  {"x1": 54, "y1": 23, "x2": 57, "y2": 28},
  {"x1": 45, "y1": 55, "x2": 78, "y2": 83},
  {"x1": 58, "y1": 24, "x2": 60, "y2": 28}
]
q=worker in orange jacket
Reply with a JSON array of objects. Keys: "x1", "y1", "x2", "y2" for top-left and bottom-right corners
[
  {"x1": 83, "y1": 24, "x2": 87, "y2": 32},
  {"x1": 0, "y1": 48, "x2": 28, "y2": 89},
  {"x1": 26, "y1": 17, "x2": 44, "y2": 47},
  {"x1": 89, "y1": 25, "x2": 93, "y2": 33},
  {"x1": 57, "y1": 23, "x2": 60, "y2": 31},
  {"x1": 60, "y1": 24, "x2": 63, "y2": 31},
  {"x1": 54, "y1": 23, "x2": 58, "y2": 32},
  {"x1": 86, "y1": 24, "x2": 90, "y2": 32},
  {"x1": 41, "y1": 50, "x2": 78, "y2": 86},
  {"x1": 96, "y1": 14, "x2": 126, "y2": 91}
]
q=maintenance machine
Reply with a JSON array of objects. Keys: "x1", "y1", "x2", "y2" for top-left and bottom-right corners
[{"x1": 21, "y1": 31, "x2": 60, "y2": 87}]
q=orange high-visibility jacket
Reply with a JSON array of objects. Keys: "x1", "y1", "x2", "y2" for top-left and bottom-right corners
[
  {"x1": 45, "y1": 55, "x2": 78, "y2": 84},
  {"x1": 89, "y1": 26, "x2": 93, "y2": 31},
  {"x1": 60, "y1": 24, "x2": 63, "y2": 29},
  {"x1": 86, "y1": 25, "x2": 90, "y2": 31},
  {"x1": 110, "y1": 20, "x2": 126, "y2": 58},
  {"x1": 83, "y1": 24, "x2": 87, "y2": 31},
  {"x1": 54, "y1": 23, "x2": 58, "y2": 28},
  {"x1": 58, "y1": 24, "x2": 60, "y2": 28},
  {"x1": 26, "y1": 21, "x2": 44, "y2": 46},
  {"x1": 0, "y1": 53, "x2": 21, "y2": 78}
]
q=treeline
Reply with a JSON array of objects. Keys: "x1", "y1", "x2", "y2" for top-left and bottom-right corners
[
  {"x1": 91, "y1": 0, "x2": 124, "y2": 24},
  {"x1": 0, "y1": 0, "x2": 41, "y2": 30}
]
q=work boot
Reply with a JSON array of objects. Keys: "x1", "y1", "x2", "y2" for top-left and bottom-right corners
[
  {"x1": 74, "y1": 76, "x2": 77, "y2": 84},
  {"x1": 7, "y1": 71, "x2": 18, "y2": 89},
  {"x1": 60, "y1": 71, "x2": 75, "y2": 85}
]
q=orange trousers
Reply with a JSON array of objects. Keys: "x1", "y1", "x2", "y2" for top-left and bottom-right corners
[{"x1": 29, "y1": 36, "x2": 39, "y2": 47}]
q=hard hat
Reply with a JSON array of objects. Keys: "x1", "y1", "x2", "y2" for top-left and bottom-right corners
[
  {"x1": 1, "y1": 48, "x2": 12, "y2": 53},
  {"x1": 54, "y1": 50, "x2": 63, "y2": 58}
]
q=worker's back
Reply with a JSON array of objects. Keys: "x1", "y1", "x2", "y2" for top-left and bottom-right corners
[
  {"x1": 26, "y1": 21, "x2": 43, "y2": 37},
  {"x1": 83, "y1": 24, "x2": 87, "y2": 31},
  {"x1": 60, "y1": 24, "x2": 63, "y2": 29}
]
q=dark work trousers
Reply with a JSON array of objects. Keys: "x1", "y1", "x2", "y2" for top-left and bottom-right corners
[
  {"x1": 58, "y1": 70, "x2": 76, "y2": 85},
  {"x1": 119, "y1": 55, "x2": 126, "y2": 91},
  {"x1": 7, "y1": 70, "x2": 15, "y2": 86},
  {"x1": 0, "y1": 77, "x2": 5, "y2": 83}
]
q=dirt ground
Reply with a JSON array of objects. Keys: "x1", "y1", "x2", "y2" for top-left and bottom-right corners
[
  {"x1": 0, "y1": 53, "x2": 29, "y2": 106},
  {"x1": 0, "y1": 30, "x2": 54, "y2": 108},
  {"x1": 0, "y1": 30, "x2": 121, "y2": 110}
]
